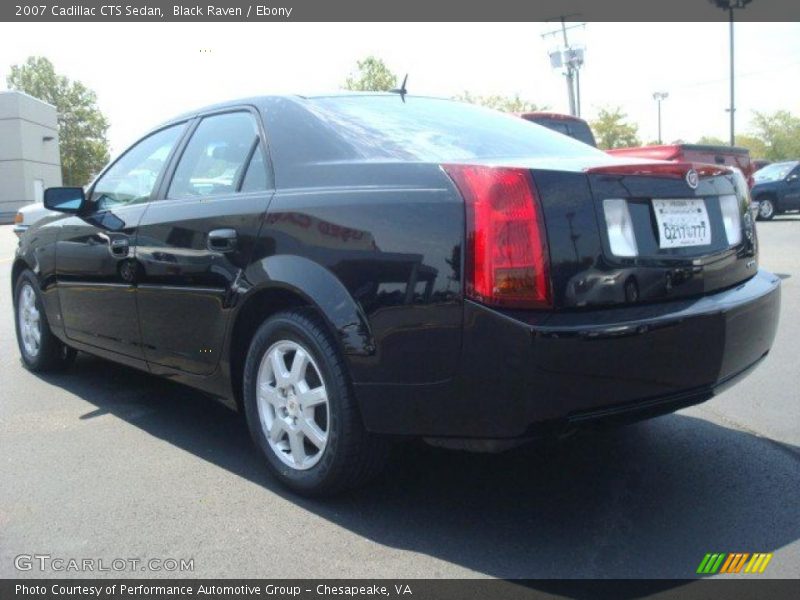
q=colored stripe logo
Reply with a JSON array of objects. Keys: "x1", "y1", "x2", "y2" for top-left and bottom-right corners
[{"x1": 697, "y1": 552, "x2": 773, "y2": 574}]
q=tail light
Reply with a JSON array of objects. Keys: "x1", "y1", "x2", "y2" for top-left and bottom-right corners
[{"x1": 443, "y1": 164, "x2": 551, "y2": 309}]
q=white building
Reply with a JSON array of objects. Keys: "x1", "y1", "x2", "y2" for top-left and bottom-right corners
[{"x1": 0, "y1": 91, "x2": 62, "y2": 223}]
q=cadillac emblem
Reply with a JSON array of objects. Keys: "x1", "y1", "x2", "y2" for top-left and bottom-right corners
[{"x1": 686, "y1": 169, "x2": 699, "y2": 189}]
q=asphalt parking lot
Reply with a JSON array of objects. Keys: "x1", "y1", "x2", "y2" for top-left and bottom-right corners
[{"x1": 0, "y1": 220, "x2": 798, "y2": 579}]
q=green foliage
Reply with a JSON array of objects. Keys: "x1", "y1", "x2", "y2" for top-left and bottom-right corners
[
  {"x1": 454, "y1": 91, "x2": 546, "y2": 113},
  {"x1": 344, "y1": 56, "x2": 397, "y2": 92},
  {"x1": 591, "y1": 106, "x2": 641, "y2": 149},
  {"x1": 749, "y1": 110, "x2": 800, "y2": 161},
  {"x1": 7, "y1": 56, "x2": 110, "y2": 187},
  {"x1": 733, "y1": 134, "x2": 769, "y2": 160},
  {"x1": 696, "y1": 135, "x2": 727, "y2": 146},
  {"x1": 696, "y1": 111, "x2": 800, "y2": 160}
]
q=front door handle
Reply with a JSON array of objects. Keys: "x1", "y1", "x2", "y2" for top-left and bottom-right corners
[
  {"x1": 109, "y1": 238, "x2": 129, "y2": 256},
  {"x1": 97, "y1": 232, "x2": 130, "y2": 258},
  {"x1": 208, "y1": 228, "x2": 238, "y2": 252}
]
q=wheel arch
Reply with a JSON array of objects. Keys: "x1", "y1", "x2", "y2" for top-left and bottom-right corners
[
  {"x1": 11, "y1": 258, "x2": 31, "y2": 297},
  {"x1": 755, "y1": 191, "x2": 779, "y2": 207},
  {"x1": 228, "y1": 254, "x2": 374, "y2": 409}
]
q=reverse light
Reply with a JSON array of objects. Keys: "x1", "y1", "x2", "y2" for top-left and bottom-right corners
[
  {"x1": 719, "y1": 194, "x2": 743, "y2": 246},
  {"x1": 443, "y1": 164, "x2": 551, "y2": 309},
  {"x1": 603, "y1": 199, "x2": 638, "y2": 257}
]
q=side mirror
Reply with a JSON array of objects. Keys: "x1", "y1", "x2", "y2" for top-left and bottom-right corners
[{"x1": 44, "y1": 187, "x2": 85, "y2": 213}]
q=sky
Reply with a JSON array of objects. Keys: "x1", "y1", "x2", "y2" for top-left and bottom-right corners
[{"x1": 0, "y1": 22, "x2": 798, "y2": 155}]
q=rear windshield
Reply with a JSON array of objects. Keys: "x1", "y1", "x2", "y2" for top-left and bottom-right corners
[
  {"x1": 754, "y1": 161, "x2": 799, "y2": 182},
  {"x1": 306, "y1": 96, "x2": 605, "y2": 162},
  {"x1": 527, "y1": 117, "x2": 597, "y2": 147}
]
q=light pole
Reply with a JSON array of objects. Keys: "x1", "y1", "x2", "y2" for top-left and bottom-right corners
[
  {"x1": 710, "y1": 0, "x2": 753, "y2": 146},
  {"x1": 653, "y1": 92, "x2": 668, "y2": 144},
  {"x1": 543, "y1": 17, "x2": 586, "y2": 117}
]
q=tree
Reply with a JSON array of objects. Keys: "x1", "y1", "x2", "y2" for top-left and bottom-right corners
[
  {"x1": 454, "y1": 91, "x2": 546, "y2": 113},
  {"x1": 734, "y1": 134, "x2": 768, "y2": 160},
  {"x1": 591, "y1": 107, "x2": 641, "y2": 149},
  {"x1": 7, "y1": 56, "x2": 110, "y2": 187},
  {"x1": 696, "y1": 135, "x2": 727, "y2": 146},
  {"x1": 748, "y1": 110, "x2": 800, "y2": 161},
  {"x1": 344, "y1": 56, "x2": 397, "y2": 92}
]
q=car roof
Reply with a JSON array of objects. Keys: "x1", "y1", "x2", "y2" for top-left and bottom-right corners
[{"x1": 160, "y1": 92, "x2": 433, "y2": 126}]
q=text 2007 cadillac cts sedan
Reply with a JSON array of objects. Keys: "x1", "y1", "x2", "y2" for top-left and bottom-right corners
[{"x1": 12, "y1": 94, "x2": 781, "y2": 495}]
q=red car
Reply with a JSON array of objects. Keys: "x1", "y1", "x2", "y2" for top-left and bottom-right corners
[{"x1": 608, "y1": 144, "x2": 754, "y2": 187}]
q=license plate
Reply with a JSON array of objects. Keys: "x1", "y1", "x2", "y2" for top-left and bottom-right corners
[{"x1": 652, "y1": 198, "x2": 711, "y2": 249}]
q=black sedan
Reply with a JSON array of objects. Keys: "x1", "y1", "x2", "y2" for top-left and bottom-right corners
[{"x1": 12, "y1": 94, "x2": 780, "y2": 495}]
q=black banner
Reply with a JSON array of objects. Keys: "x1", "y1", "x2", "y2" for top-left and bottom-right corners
[
  {"x1": 3, "y1": 0, "x2": 800, "y2": 22},
  {"x1": 3, "y1": 580, "x2": 800, "y2": 600}
]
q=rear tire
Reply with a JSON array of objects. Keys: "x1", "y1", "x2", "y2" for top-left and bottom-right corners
[
  {"x1": 14, "y1": 269, "x2": 77, "y2": 372},
  {"x1": 243, "y1": 308, "x2": 388, "y2": 496},
  {"x1": 757, "y1": 197, "x2": 776, "y2": 221}
]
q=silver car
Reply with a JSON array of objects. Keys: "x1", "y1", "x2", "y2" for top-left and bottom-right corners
[{"x1": 13, "y1": 202, "x2": 58, "y2": 237}]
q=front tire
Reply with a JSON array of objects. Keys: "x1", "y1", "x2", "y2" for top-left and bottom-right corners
[
  {"x1": 14, "y1": 270, "x2": 77, "y2": 372},
  {"x1": 243, "y1": 309, "x2": 388, "y2": 496},
  {"x1": 757, "y1": 197, "x2": 776, "y2": 221}
]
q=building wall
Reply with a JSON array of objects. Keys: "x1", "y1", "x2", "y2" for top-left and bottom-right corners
[{"x1": 0, "y1": 91, "x2": 62, "y2": 223}]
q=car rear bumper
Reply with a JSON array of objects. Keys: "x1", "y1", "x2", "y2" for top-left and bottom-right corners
[{"x1": 357, "y1": 269, "x2": 780, "y2": 439}]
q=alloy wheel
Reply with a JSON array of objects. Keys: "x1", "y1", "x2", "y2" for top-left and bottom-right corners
[
  {"x1": 256, "y1": 340, "x2": 330, "y2": 470},
  {"x1": 759, "y1": 199, "x2": 775, "y2": 219},
  {"x1": 18, "y1": 282, "x2": 42, "y2": 359}
]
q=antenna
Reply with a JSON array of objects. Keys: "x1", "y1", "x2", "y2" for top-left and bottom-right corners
[{"x1": 390, "y1": 74, "x2": 408, "y2": 102}]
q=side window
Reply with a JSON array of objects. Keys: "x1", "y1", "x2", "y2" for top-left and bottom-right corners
[
  {"x1": 90, "y1": 124, "x2": 184, "y2": 210},
  {"x1": 240, "y1": 145, "x2": 269, "y2": 193},
  {"x1": 167, "y1": 112, "x2": 260, "y2": 199}
]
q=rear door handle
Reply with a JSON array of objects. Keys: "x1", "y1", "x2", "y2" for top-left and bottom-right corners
[{"x1": 208, "y1": 228, "x2": 238, "y2": 252}]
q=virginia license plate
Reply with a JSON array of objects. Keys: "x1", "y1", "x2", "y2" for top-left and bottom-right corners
[{"x1": 653, "y1": 198, "x2": 711, "y2": 249}]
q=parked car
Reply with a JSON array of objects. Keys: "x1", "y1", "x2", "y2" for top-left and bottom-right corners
[
  {"x1": 608, "y1": 143, "x2": 754, "y2": 186},
  {"x1": 518, "y1": 111, "x2": 597, "y2": 147},
  {"x1": 750, "y1": 160, "x2": 800, "y2": 220},
  {"x1": 752, "y1": 159, "x2": 772, "y2": 172},
  {"x1": 12, "y1": 94, "x2": 780, "y2": 496},
  {"x1": 13, "y1": 202, "x2": 58, "y2": 237}
]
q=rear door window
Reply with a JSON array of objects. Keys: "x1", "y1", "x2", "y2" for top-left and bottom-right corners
[
  {"x1": 167, "y1": 111, "x2": 261, "y2": 199},
  {"x1": 240, "y1": 145, "x2": 269, "y2": 192}
]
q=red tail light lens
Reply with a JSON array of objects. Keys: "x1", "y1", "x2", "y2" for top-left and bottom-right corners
[{"x1": 443, "y1": 164, "x2": 551, "y2": 309}]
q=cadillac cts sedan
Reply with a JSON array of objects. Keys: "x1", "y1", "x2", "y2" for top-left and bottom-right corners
[{"x1": 12, "y1": 94, "x2": 780, "y2": 495}]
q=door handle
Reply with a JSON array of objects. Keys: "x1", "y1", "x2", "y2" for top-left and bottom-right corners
[
  {"x1": 208, "y1": 228, "x2": 238, "y2": 252},
  {"x1": 110, "y1": 238, "x2": 129, "y2": 256},
  {"x1": 97, "y1": 232, "x2": 129, "y2": 257}
]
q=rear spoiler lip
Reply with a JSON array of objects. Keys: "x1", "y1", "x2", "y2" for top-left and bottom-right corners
[
  {"x1": 585, "y1": 162, "x2": 733, "y2": 180},
  {"x1": 607, "y1": 144, "x2": 751, "y2": 156}
]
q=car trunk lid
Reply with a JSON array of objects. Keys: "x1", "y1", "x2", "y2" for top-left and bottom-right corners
[{"x1": 530, "y1": 161, "x2": 759, "y2": 309}]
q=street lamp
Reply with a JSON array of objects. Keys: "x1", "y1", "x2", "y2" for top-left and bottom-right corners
[
  {"x1": 710, "y1": 0, "x2": 753, "y2": 146},
  {"x1": 653, "y1": 92, "x2": 669, "y2": 144}
]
